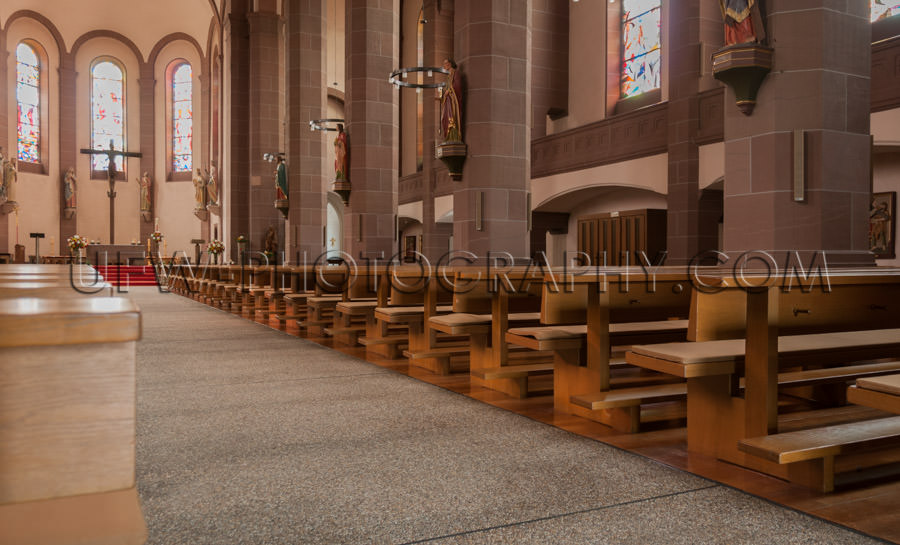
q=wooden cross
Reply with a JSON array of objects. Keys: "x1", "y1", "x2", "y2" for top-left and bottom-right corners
[{"x1": 80, "y1": 140, "x2": 142, "y2": 244}]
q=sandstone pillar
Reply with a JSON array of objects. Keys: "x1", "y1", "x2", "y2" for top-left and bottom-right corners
[
  {"x1": 344, "y1": 0, "x2": 399, "y2": 260},
  {"x1": 722, "y1": 1, "x2": 873, "y2": 266},
  {"x1": 453, "y1": 0, "x2": 532, "y2": 259},
  {"x1": 248, "y1": 9, "x2": 284, "y2": 256},
  {"x1": 286, "y1": 0, "x2": 328, "y2": 261}
]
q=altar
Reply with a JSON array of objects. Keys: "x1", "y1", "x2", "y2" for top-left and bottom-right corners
[{"x1": 88, "y1": 244, "x2": 147, "y2": 265}]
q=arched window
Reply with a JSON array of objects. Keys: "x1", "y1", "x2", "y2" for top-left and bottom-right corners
[
  {"x1": 16, "y1": 43, "x2": 40, "y2": 164},
  {"x1": 621, "y1": 0, "x2": 662, "y2": 99},
  {"x1": 91, "y1": 60, "x2": 125, "y2": 172},
  {"x1": 171, "y1": 63, "x2": 193, "y2": 173},
  {"x1": 872, "y1": 1, "x2": 900, "y2": 21}
]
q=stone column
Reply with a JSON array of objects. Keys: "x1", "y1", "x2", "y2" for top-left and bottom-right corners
[
  {"x1": 722, "y1": 1, "x2": 873, "y2": 266},
  {"x1": 666, "y1": 1, "x2": 722, "y2": 265},
  {"x1": 138, "y1": 63, "x2": 156, "y2": 245},
  {"x1": 420, "y1": 0, "x2": 454, "y2": 263},
  {"x1": 0, "y1": 36, "x2": 7, "y2": 253},
  {"x1": 58, "y1": 53, "x2": 77, "y2": 250},
  {"x1": 248, "y1": 9, "x2": 284, "y2": 255},
  {"x1": 344, "y1": 0, "x2": 399, "y2": 260},
  {"x1": 196, "y1": 69, "x2": 211, "y2": 244},
  {"x1": 227, "y1": 8, "x2": 251, "y2": 260},
  {"x1": 453, "y1": 0, "x2": 532, "y2": 260},
  {"x1": 286, "y1": 0, "x2": 327, "y2": 261}
]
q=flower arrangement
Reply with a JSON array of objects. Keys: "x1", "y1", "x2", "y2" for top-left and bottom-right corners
[
  {"x1": 236, "y1": 235, "x2": 248, "y2": 244},
  {"x1": 150, "y1": 231, "x2": 164, "y2": 243},
  {"x1": 208, "y1": 239, "x2": 225, "y2": 255},
  {"x1": 67, "y1": 234, "x2": 88, "y2": 253}
]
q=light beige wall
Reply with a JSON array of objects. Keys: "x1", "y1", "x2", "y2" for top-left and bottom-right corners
[
  {"x1": 326, "y1": 0, "x2": 345, "y2": 94},
  {"x1": 0, "y1": 0, "x2": 213, "y2": 58},
  {"x1": 873, "y1": 154, "x2": 900, "y2": 267},
  {"x1": 4, "y1": 17, "x2": 61, "y2": 253},
  {"x1": 553, "y1": 0, "x2": 669, "y2": 134},
  {"x1": 153, "y1": 40, "x2": 205, "y2": 255},
  {"x1": 872, "y1": 109, "x2": 900, "y2": 267},
  {"x1": 699, "y1": 142, "x2": 724, "y2": 190},
  {"x1": 532, "y1": 153, "x2": 668, "y2": 211},
  {"x1": 399, "y1": 0, "x2": 418, "y2": 177},
  {"x1": 73, "y1": 38, "x2": 142, "y2": 245}
]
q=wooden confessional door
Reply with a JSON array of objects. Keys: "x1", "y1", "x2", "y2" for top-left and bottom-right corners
[{"x1": 576, "y1": 209, "x2": 666, "y2": 266}]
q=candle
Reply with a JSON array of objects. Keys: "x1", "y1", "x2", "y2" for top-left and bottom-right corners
[
  {"x1": 154, "y1": 217, "x2": 159, "y2": 230},
  {"x1": 164, "y1": 241, "x2": 168, "y2": 256},
  {"x1": 147, "y1": 238, "x2": 151, "y2": 252},
  {"x1": 50, "y1": 236, "x2": 55, "y2": 255}
]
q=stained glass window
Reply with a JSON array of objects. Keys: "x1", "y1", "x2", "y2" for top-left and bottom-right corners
[
  {"x1": 621, "y1": 0, "x2": 661, "y2": 99},
  {"x1": 872, "y1": 0, "x2": 900, "y2": 21},
  {"x1": 171, "y1": 63, "x2": 192, "y2": 173},
  {"x1": 16, "y1": 43, "x2": 40, "y2": 163},
  {"x1": 91, "y1": 61, "x2": 125, "y2": 171}
]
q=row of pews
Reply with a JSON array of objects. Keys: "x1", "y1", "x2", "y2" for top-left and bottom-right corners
[
  {"x1": 171, "y1": 262, "x2": 900, "y2": 493},
  {"x1": 0, "y1": 264, "x2": 147, "y2": 545}
]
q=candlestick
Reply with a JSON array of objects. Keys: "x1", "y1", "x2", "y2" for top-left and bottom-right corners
[{"x1": 164, "y1": 240, "x2": 168, "y2": 256}]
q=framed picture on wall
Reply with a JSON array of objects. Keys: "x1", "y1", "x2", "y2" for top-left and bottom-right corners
[
  {"x1": 870, "y1": 191, "x2": 896, "y2": 259},
  {"x1": 404, "y1": 235, "x2": 417, "y2": 263}
]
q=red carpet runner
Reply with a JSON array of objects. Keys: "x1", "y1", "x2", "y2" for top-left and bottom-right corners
[{"x1": 95, "y1": 265, "x2": 160, "y2": 287}]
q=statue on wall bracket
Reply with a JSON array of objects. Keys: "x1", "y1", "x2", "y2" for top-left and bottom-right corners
[
  {"x1": 193, "y1": 167, "x2": 209, "y2": 221},
  {"x1": 0, "y1": 148, "x2": 19, "y2": 214},
  {"x1": 712, "y1": 0, "x2": 773, "y2": 116},
  {"x1": 435, "y1": 59, "x2": 467, "y2": 181},
  {"x1": 63, "y1": 167, "x2": 77, "y2": 220},
  {"x1": 138, "y1": 171, "x2": 152, "y2": 222},
  {"x1": 207, "y1": 165, "x2": 221, "y2": 215},
  {"x1": 273, "y1": 155, "x2": 289, "y2": 218},
  {"x1": 332, "y1": 125, "x2": 351, "y2": 206}
]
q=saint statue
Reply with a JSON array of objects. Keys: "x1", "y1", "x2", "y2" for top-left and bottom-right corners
[
  {"x1": 334, "y1": 125, "x2": 348, "y2": 181},
  {"x1": 206, "y1": 165, "x2": 219, "y2": 206},
  {"x1": 193, "y1": 167, "x2": 207, "y2": 210},
  {"x1": 274, "y1": 155, "x2": 288, "y2": 201},
  {"x1": 439, "y1": 59, "x2": 463, "y2": 143},
  {"x1": 139, "y1": 171, "x2": 152, "y2": 212},
  {"x1": 2, "y1": 155, "x2": 18, "y2": 204},
  {"x1": 719, "y1": 0, "x2": 765, "y2": 46},
  {"x1": 64, "y1": 167, "x2": 77, "y2": 209},
  {"x1": 0, "y1": 148, "x2": 6, "y2": 203},
  {"x1": 264, "y1": 225, "x2": 278, "y2": 255}
]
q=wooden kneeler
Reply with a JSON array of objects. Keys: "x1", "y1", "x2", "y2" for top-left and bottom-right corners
[{"x1": 0, "y1": 297, "x2": 147, "y2": 545}]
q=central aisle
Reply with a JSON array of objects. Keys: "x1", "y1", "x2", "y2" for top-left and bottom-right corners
[{"x1": 129, "y1": 288, "x2": 878, "y2": 544}]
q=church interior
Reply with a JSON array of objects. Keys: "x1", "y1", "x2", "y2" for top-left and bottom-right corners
[{"x1": 3, "y1": 0, "x2": 900, "y2": 543}]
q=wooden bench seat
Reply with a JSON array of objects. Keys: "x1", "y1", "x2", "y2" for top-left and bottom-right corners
[
  {"x1": 506, "y1": 319, "x2": 690, "y2": 352},
  {"x1": 570, "y1": 382, "x2": 688, "y2": 410},
  {"x1": 429, "y1": 312, "x2": 541, "y2": 335},
  {"x1": 471, "y1": 362, "x2": 554, "y2": 380},
  {"x1": 374, "y1": 304, "x2": 454, "y2": 323},
  {"x1": 848, "y1": 374, "x2": 900, "y2": 414},
  {"x1": 737, "y1": 416, "x2": 900, "y2": 492},
  {"x1": 0, "y1": 297, "x2": 146, "y2": 544},
  {"x1": 627, "y1": 328, "x2": 900, "y2": 378}
]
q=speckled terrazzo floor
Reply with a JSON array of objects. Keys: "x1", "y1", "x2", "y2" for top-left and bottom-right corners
[{"x1": 128, "y1": 287, "x2": 886, "y2": 545}]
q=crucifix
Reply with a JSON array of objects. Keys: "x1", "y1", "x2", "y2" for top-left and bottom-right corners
[{"x1": 80, "y1": 140, "x2": 142, "y2": 244}]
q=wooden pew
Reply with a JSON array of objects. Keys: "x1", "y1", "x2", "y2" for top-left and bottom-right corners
[
  {"x1": 0, "y1": 264, "x2": 113, "y2": 298},
  {"x1": 426, "y1": 268, "x2": 553, "y2": 397},
  {"x1": 504, "y1": 269, "x2": 692, "y2": 432},
  {"x1": 626, "y1": 271, "x2": 900, "y2": 491},
  {"x1": 0, "y1": 297, "x2": 147, "y2": 544},
  {"x1": 848, "y1": 374, "x2": 900, "y2": 414},
  {"x1": 360, "y1": 266, "x2": 456, "y2": 359},
  {"x1": 325, "y1": 266, "x2": 389, "y2": 345}
]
